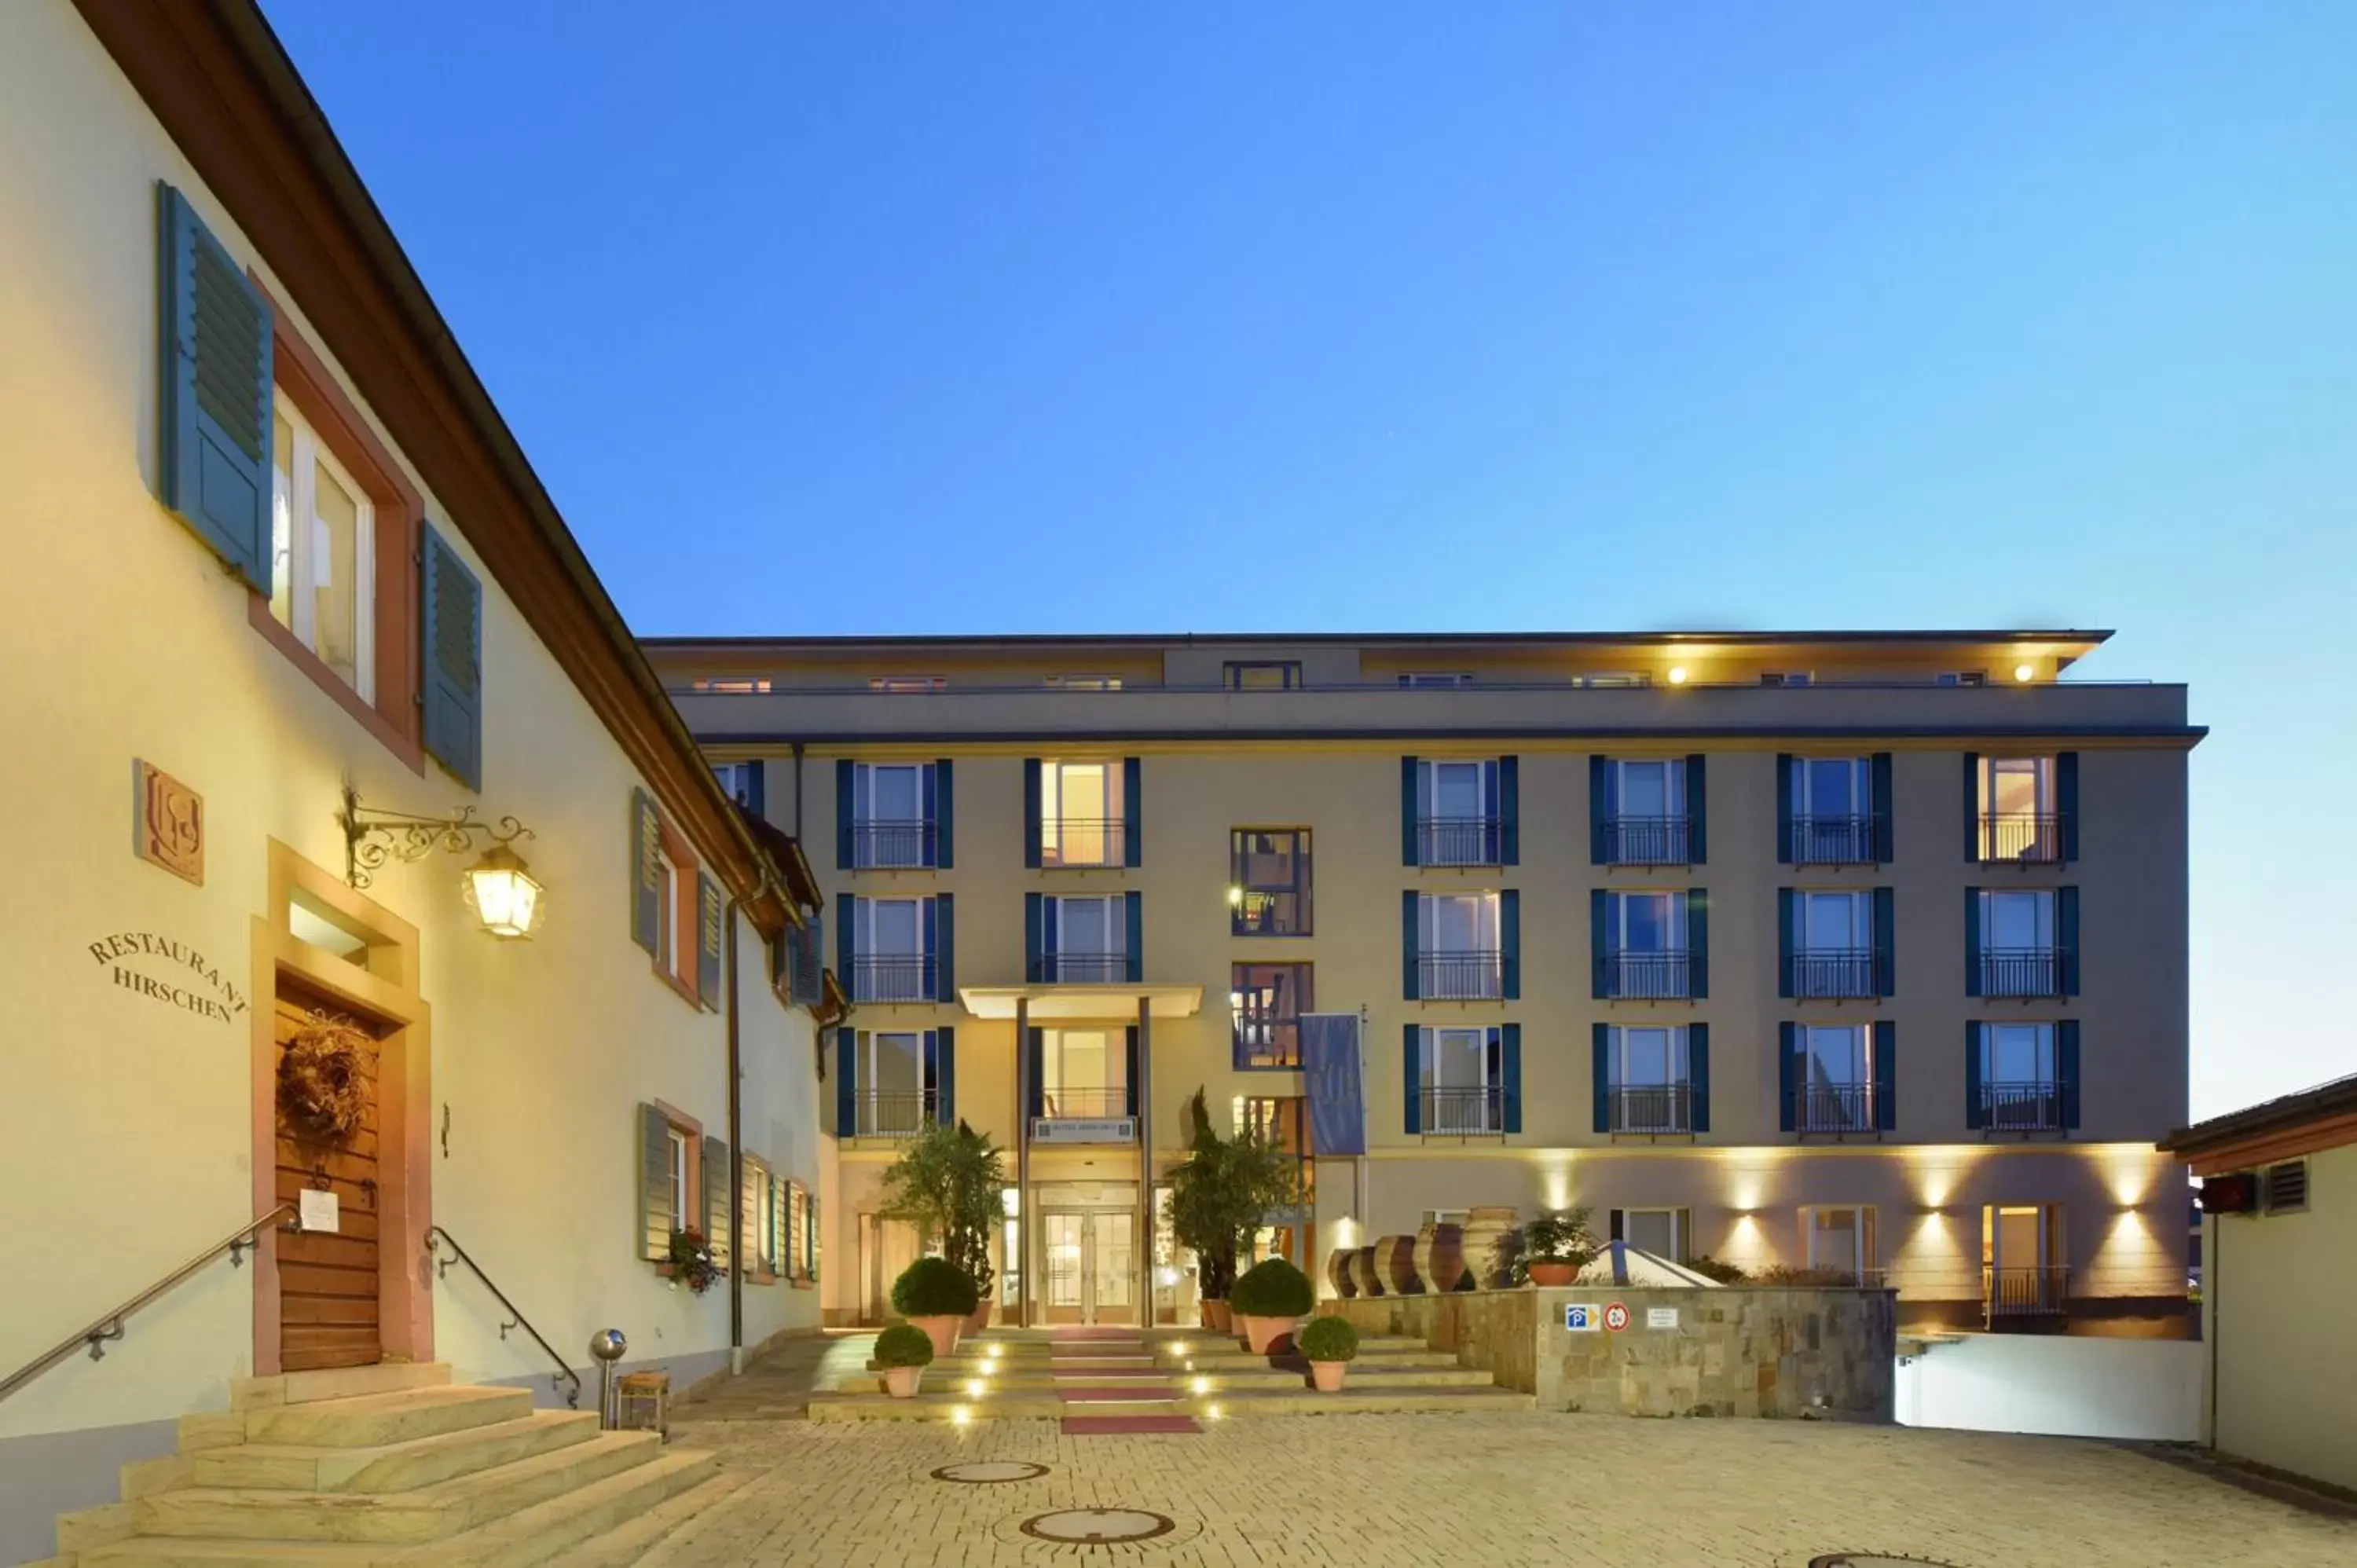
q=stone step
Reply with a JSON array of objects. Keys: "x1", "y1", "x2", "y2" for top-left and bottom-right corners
[
  {"x1": 559, "y1": 1471, "x2": 750, "y2": 1568},
  {"x1": 136, "y1": 1433, "x2": 661, "y2": 1544},
  {"x1": 232, "y1": 1367, "x2": 455, "y2": 1413},
  {"x1": 1182, "y1": 1367, "x2": 1496, "y2": 1390},
  {"x1": 1194, "y1": 1386, "x2": 1537, "y2": 1417},
  {"x1": 243, "y1": 1388, "x2": 535, "y2": 1450},
  {"x1": 193, "y1": 1412, "x2": 602, "y2": 1494},
  {"x1": 1168, "y1": 1346, "x2": 1438, "y2": 1369}
]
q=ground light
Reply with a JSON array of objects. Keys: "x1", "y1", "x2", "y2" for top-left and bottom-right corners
[
  {"x1": 951, "y1": 1406, "x2": 972, "y2": 1426},
  {"x1": 1192, "y1": 1376, "x2": 1210, "y2": 1395}
]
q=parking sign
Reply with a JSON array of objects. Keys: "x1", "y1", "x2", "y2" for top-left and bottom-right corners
[{"x1": 1564, "y1": 1303, "x2": 1596, "y2": 1332}]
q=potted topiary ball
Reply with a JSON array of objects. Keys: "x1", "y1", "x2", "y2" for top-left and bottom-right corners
[
  {"x1": 1228, "y1": 1257, "x2": 1314, "y2": 1354},
  {"x1": 892, "y1": 1256, "x2": 980, "y2": 1360},
  {"x1": 874, "y1": 1323, "x2": 935, "y2": 1398},
  {"x1": 1298, "y1": 1315, "x2": 1359, "y2": 1392}
]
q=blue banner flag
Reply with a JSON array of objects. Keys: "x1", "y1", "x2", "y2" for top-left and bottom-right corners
[{"x1": 1300, "y1": 1012, "x2": 1366, "y2": 1156}]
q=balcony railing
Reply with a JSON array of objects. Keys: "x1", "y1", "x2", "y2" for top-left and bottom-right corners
[
  {"x1": 1418, "y1": 950, "x2": 1503, "y2": 1001},
  {"x1": 1602, "y1": 815, "x2": 1692, "y2": 866},
  {"x1": 1790, "y1": 949, "x2": 1879, "y2": 1000},
  {"x1": 1040, "y1": 817, "x2": 1127, "y2": 869},
  {"x1": 849, "y1": 954, "x2": 937, "y2": 1004},
  {"x1": 1793, "y1": 1083, "x2": 1877, "y2": 1135},
  {"x1": 1030, "y1": 951, "x2": 1128, "y2": 984},
  {"x1": 1984, "y1": 1265, "x2": 2070, "y2": 1320},
  {"x1": 852, "y1": 1090, "x2": 938, "y2": 1138},
  {"x1": 1233, "y1": 1023, "x2": 1301, "y2": 1070},
  {"x1": 1602, "y1": 950, "x2": 1692, "y2": 1000},
  {"x1": 1420, "y1": 1086, "x2": 1505, "y2": 1137},
  {"x1": 1791, "y1": 814, "x2": 1875, "y2": 865},
  {"x1": 1979, "y1": 948, "x2": 2066, "y2": 998},
  {"x1": 1978, "y1": 813, "x2": 2067, "y2": 863},
  {"x1": 1039, "y1": 1087, "x2": 1129, "y2": 1119},
  {"x1": 851, "y1": 819, "x2": 937, "y2": 869},
  {"x1": 1607, "y1": 1084, "x2": 1692, "y2": 1135},
  {"x1": 1414, "y1": 816, "x2": 1504, "y2": 866},
  {"x1": 1981, "y1": 1081, "x2": 2066, "y2": 1133}
]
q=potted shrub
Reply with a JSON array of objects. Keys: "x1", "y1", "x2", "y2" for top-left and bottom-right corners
[
  {"x1": 1168, "y1": 1088, "x2": 1296, "y2": 1333},
  {"x1": 1229, "y1": 1256, "x2": 1314, "y2": 1354},
  {"x1": 891, "y1": 1256, "x2": 978, "y2": 1359},
  {"x1": 1299, "y1": 1315, "x2": 1358, "y2": 1393},
  {"x1": 1512, "y1": 1208, "x2": 1598, "y2": 1288},
  {"x1": 878, "y1": 1120, "x2": 1006, "y2": 1336},
  {"x1": 874, "y1": 1323, "x2": 934, "y2": 1399}
]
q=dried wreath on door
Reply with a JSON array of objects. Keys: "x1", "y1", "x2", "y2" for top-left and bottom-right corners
[{"x1": 277, "y1": 1010, "x2": 375, "y2": 1141}]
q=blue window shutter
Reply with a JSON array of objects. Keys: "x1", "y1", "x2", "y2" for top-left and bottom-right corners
[
  {"x1": 1964, "y1": 1022, "x2": 1985, "y2": 1130},
  {"x1": 629, "y1": 789, "x2": 661, "y2": 956},
  {"x1": 1775, "y1": 753, "x2": 1794, "y2": 863},
  {"x1": 2058, "y1": 752, "x2": 2080, "y2": 863},
  {"x1": 1501, "y1": 889, "x2": 1521, "y2": 1001},
  {"x1": 1024, "y1": 893, "x2": 1043, "y2": 984},
  {"x1": 1689, "y1": 1024, "x2": 1710, "y2": 1134},
  {"x1": 1873, "y1": 1020, "x2": 1897, "y2": 1132},
  {"x1": 1873, "y1": 887, "x2": 1897, "y2": 998},
  {"x1": 1403, "y1": 1024, "x2": 1423, "y2": 1134},
  {"x1": 1043, "y1": 898, "x2": 1060, "y2": 976},
  {"x1": 834, "y1": 1028, "x2": 855, "y2": 1138},
  {"x1": 1499, "y1": 757, "x2": 1520, "y2": 866},
  {"x1": 2058, "y1": 1020, "x2": 2081, "y2": 1130},
  {"x1": 934, "y1": 759, "x2": 955, "y2": 868},
  {"x1": 1590, "y1": 889, "x2": 1609, "y2": 999},
  {"x1": 933, "y1": 893, "x2": 955, "y2": 1002},
  {"x1": 1685, "y1": 755, "x2": 1707, "y2": 863},
  {"x1": 1124, "y1": 892, "x2": 1143, "y2": 983},
  {"x1": 1589, "y1": 756, "x2": 1610, "y2": 863},
  {"x1": 1961, "y1": 752, "x2": 1981, "y2": 862},
  {"x1": 1023, "y1": 759, "x2": 1043, "y2": 867},
  {"x1": 1871, "y1": 753, "x2": 1894, "y2": 863},
  {"x1": 1778, "y1": 1022, "x2": 1798, "y2": 1133},
  {"x1": 937, "y1": 1025, "x2": 956, "y2": 1126},
  {"x1": 1124, "y1": 1027, "x2": 1141, "y2": 1117},
  {"x1": 1591, "y1": 1024, "x2": 1611, "y2": 1134},
  {"x1": 1500, "y1": 1024, "x2": 1522, "y2": 1134},
  {"x1": 2058, "y1": 886, "x2": 2080, "y2": 996},
  {"x1": 1402, "y1": 891, "x2": 1420, "y2": 1000},
  {"x1": 1963, "y1": 886, "x2": 1982, "y2": 998},
  {"x1": 740, "y1": 761, "x2": 766, "y2": 820},
  {"x1": 1025, "y1": 1029, "x2": 1044, "y2": 1118},
  {"x1": 1400, "y1": 757, "x2": 1420, "y2": 866},
  {"x1": 1123, "y1": 757, "x2": 1142, "y2": 866},
  {"x1": 920, "y1": 897, "x2": 937, "y2": 995},
  {"x1": 695, "y1": 873, "x2": 724, "y2": 1008},
  {"x1": 838, "y1": 895, "x2": 856, "y2": 987},
  {"x1": 156, "y1": 184, "x2": 273, "y2": 595},
  {"x1": 1686, "y1": 888, "x2": 1710, "y2": 998},
  {"x1": 420, "y1": 526, "x2": 484, "y2": 789},
  {"x1": 835, "y1": 760, "x2": 855, "y2": 869},
  {"x1": 922, "y1": 1028, "x2": 938, "y2": 1110},
  {"x1": 1776, "y1": 888, "x2": 1795, "y2": 999}
]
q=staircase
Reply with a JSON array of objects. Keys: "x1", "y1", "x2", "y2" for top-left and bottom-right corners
[{"x1": 36, "y1": 1364, "x2": 739, "y2": 1567}]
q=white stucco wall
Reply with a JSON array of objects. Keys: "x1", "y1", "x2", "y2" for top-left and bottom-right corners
[{"x1": 1894, "y1": 1334, "x2": 2203, "y2": 1440}]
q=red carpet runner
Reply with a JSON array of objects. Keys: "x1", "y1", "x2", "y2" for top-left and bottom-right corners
[{"x1": 1047, "y1": 1328, "x2": 1201, "y2": 1435}]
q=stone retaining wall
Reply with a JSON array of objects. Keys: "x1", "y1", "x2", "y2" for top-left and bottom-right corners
[{"x1": 1320, "y1": 1285, "x2": 1895, "y2": 1420}]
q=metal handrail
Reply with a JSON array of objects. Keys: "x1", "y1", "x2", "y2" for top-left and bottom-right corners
[
  {"x1": 0, "y1": 1203, "x2": 297, "y2": 1405},
  {"x1": 425, "y1": 1226, "x2": 582, "y2": 1409}
]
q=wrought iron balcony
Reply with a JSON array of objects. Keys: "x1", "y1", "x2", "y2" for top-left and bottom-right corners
[
  {"x1": 1602, "y1": 950, "x2": 1693, "y2": 1000},
  {"x1": 1984, "y1": 1265, "x2": 2069, "y2": 1320},
  {"x1": 1977, "y1": 812, "x2": 2067, "y2": 863},
  {"x1": 1790, "y1": 949, "x2": 1879, "y2": 999},
  {"x1": 1793, "y1": 1083, "x2": 1877, "y2": 1135},
  {"x1": 1414, "y1": 816, "x2": 1504, "y2": 866},
  {"x1": 1418, "y1": 950, "x2": 1503, "y2": 1001},
  {"x1": 852, "y1": 1090, "x2": 938, "y2": 1138},
  {"x1": 1233, "y1": 1022, "x2": 1301, "y2": 1071},
  {"x1": 851, "y1": 819, "x2": 937, "y2": 869},
  {"x1": 1038, "y1": 1087, "x2": 1129, "y2": 1119},
  {"x1": 1607, "y1": 1084, "x2": 1693, "y2": 1136},
  {"x1": 1029, "y1": 951, "x2": 1128, "y2": 984},
  {"x1": 1981, "y1": 1081, "x2": 2066, "y2": 1134},
  {"x1": 1791, "y1": 814, "x2": 1875, "y2": 865},
  {"x1": 1420, "y1": 1086, "x2": 1505, "y2": 1137},
  {"x1": 1602, "y1": 815, "x2": 1692, "y2": 866},
  {"x1": 848, "y1": 954, "x2": 937, "y2": 1004},
  {"x1": 1979, "y1": 948, "x2": 2066, "y2": 998},
  {"x1": 1040, "y1": 817, "x2": 1127, "y2": 869}
]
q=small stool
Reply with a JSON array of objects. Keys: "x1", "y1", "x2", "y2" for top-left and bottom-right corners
[{"x1": 615, "y1": 1371, "x2": 671, "y2": 1441}]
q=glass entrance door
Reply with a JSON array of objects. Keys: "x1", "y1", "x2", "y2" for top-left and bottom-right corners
[{"x1": 1039, "y1": 1211, "x2": 1137, "y2": 1324}]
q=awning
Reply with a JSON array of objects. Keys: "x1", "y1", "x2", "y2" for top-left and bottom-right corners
[
  {"x1": 1575, "y1": 1241, "x2": 1723, "y2": 1288},
  {"x1": 956, "y1": 984, "x2": 1204, "y2": 1021}
]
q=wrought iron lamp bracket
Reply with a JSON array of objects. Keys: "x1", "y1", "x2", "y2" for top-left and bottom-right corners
[{"x1": 342, "y1": 784, "x2": 533, "y2": 890}]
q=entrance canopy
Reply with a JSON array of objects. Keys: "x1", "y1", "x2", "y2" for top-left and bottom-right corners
[{"x1": 957, "y1": 984, "x2": 1203, "y2": 1022}]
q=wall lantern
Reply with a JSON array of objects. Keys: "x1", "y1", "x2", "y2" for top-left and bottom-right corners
[{"x1": 341, "y1": 785, "x2": 544, "y2": 939}]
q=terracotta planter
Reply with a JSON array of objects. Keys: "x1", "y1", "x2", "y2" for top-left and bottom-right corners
[
  {"x1": 963, "y1": 1301, "x2": 994, "y2": 1336},
  {"x1": 1527, "y1": 1260, "x2": 1576, "y2": 1287},
  {"x1": 910, "y1": 1314, "x2": 962, "y2": 1360},
  {"x1": 883, "y1": 1365, "x2": 923, "y2": 1399},
  {"x1": 1325, "y1": 1248, "x2": 1358, "y2": 1300},
  {"x1": 1237, "y1": 1313, "x2": 1299, "y2": 1354},
  {"x1": 1201, "y1": 1299, "x2": 1233, "y2": 1332},
  {"x1": 1309, "y1": 1360, "x2": 1348, "y2": 1393},
  {"x1": 1376, "y1": 1234, "x2": 1421, "y2": 1295},
  {"x1": 1351, "y1": 1245, "x2": 1384, "y2": 1298},
  {"x1": 1461, "y1": 1207, "x2": 1521, "y2": 1290},
  {"x1": 1413, "y1": 1222, "x2": 1466, "y2": 1294}
]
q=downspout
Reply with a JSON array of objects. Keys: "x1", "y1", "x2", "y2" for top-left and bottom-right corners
[{"x1": 724, "y1": 866, "x2": 784, "y2": 1376}]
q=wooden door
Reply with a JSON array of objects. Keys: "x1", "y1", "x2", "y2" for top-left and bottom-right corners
[{"x1": 273, "y1": 983, "x2": 386, "y2": 1371}]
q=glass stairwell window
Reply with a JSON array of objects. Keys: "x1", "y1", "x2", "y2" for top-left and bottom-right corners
[
  {"x1": 1604, "y1": 759, "x2": 1690, "y2": 864},
  {"x1": 1231, "y1": 962, "x2": 1311, "y2": 1069},
  {"x1": 1418, "y1": 892, "x2": 1501, "y2": 999},
  {"x1": 1040, "y1": 760, "x2": 1124, "y2": 868},
  {"x1": 1795, "y1": 1024, "x2": 1873, "y2": 1133},
  {"x1": 1414, "y1": 759, "x2": 1503, "y2": 866},
  {"x1": 1607, "y1": 1025, "x2": 1691, "y2": 1134},
  {"x1": 851, "y1": 897, "x2": 933, "y2": 1002},
  {"x1": 1232, "y1": 830, "x2": 1311, "y2": 936},
  {"x1": 1978, "y1": 757, "x2": 2062, "y2": 862},
  {"x1": 1791, "y1": 757, "x2": 1873, "y2": 864},
  {"x1": 1793, "y1": 891, "x2": 1876, "y2": 998},
  {"x1": 852, "y1": 761, "x2": 937, "y2": 868},
  {"x1": 1981, "y1": 1022, "x2": 2063, "y2": 1131},
  {"x1": 855, "y1": 1030, "x2": 936, "y2": 1137},
  {"x1": 1419, "y1": 1026, "x2": 1502, "y2": 1135},
  {"x1": 1602, "y1": 891, "x2": 1690, "y2": 999},
  {"x1": 1978, "y1": 889, "x2": 2062, "y2": 996}
]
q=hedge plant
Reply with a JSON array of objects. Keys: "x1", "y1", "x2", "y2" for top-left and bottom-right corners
[
  {"x1": 1298, "y1": 1316, "x2": 1359, "y2": 1363},
  {"x1": 890, "y1": 1255, "x2": 979, "y2": 1318},
  {"x1": 1228, "y1": 1256, "x2": 1314, "y2": 1318},
  {"x1": 874, "y1": 1324, "x2": 936, "y2": 1368}
]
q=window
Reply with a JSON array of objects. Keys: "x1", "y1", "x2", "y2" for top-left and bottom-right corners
[
  {"x1": 1759, "y1": 671, "x2": 1813, "y2": 687},
  {"x1": 787, "y1": 1181, "x2": 809, "y2": 1280},
  {"x1": 1790, "y1": 757, "x2": 1873, "y2": 863},
  {"x1": 854, "y1": 1029, "x2": 933, "y2": 1135},
  {"x1": 1417, "y1": 891, "x2": 1501, "y2": 999},
  {"x1": 691, "y1": 677, "x2": 772, "y2": 694},
  {"x1": 1980, "y1": 1022, "x2": 2062, "y2": 1130},
  {"x1": 870, "y1": 674, "x2": 947, "y2": 692},
  {"x1": 1977, "y1": 757, "x2": 2060, "y2": 861},
  {"x1": 1620, "y1": 1208, "x2": 1687, "y2": 1262},
  {"x1": 1982, "y1": 1203, "x2": 2065, "y2": 1315},
  {"x1": 711, "y1": 762, "x2": 762, "y2": 812},
  {"x1": 667, "y1": 1127, "x2": 691, "y2": 1233},
  {"x1": 632, "y1": 789, "x2": 716, "y2": 1005},
  {"x1": 1232, "y1": 962, "x2": 1313, "y2": 1068},
  {"x1": 1938, "y1": 670, "x2": 1988, "y2": 687},
  {"x1": 1040, "y1": 1028, "x2": 1126, "y2": 1119},
  {"x1": 1417, "y1": 1026, "x2": 1503, "y2": 1135},
  {"x1": 1413, "y1": 758, "x2": 1504, "y2": 865},
  {"x1": 1804, "y1": 1206, "x2": 1876, "y2": 1280},
  {"x1": 1225, "y1": 661, "x2": 1301, "y2": 691},
  {"x1": 1600, "y1": 757, "x2": 1691, "y2": 863},
  {"x1": 1606, "y1": 1024, "x2": 1691, "y2": 1133},
  {"x1": 1048, "y1": 674, "x2": 1122, "y2": 691},
  {"x1": 1579, "y1": 672, "x2": 1651, "y2": 688},
  {"x1": 852, "y1": 896, "x2": 933, "y2": 1002},
  {"x1": 1043, "y1": 894, "x2": 1126, "y2": 982},
  {"x1": 1040, "y1": 759, "x2": 1123, "y2": 868},
  {"x1": 1420, "y1": 1208, "x2": 1470, "y2": 1228},
  {"x1": 1398, "y1": 672, "x2": 1472, "y2": 688},
  {"x1": 1793, "y1": 890, "x2": 1875, "y2": 998},
  {"x1": 1600, "y1": 889, "x2": 1692, "y2": 999},
  {"x1": 1796, "y1": 1024, "x2": 1872, "y2": 1132},
  {"x1": 1978, "y1": 888, "x2": 2061, "y2": 996},
  {"x1": 1231, "y1": 830, "x2": 1312, "y2": 936},
  {"x1": 850, "y1": 761, "x2": 938, "y2": 868},
  {"x1": 269, "y1": 393, "x2": 376, "y2": 701}
]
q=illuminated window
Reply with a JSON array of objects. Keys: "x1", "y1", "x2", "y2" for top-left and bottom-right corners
[
  {"x1": 871, "y1": 673, "x2": 947, "y2": 692},
  {"x1": 1224, "y1": 661, "x2": 1300, "y2": 691},
  {"x1": 1230, "y1": 830, "x2": 1311, "y2": 936},
  {"x1": 1040, "y1": 760, "x2": 1122, "y2": 867},
  {"x1": 269, "y1": 392, "x2": 375, "y2": 699}
]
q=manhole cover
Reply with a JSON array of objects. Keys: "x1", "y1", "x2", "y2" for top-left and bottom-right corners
[
  {"x1": 1018, "y1": 1509, "x2": 1176, "y2": 1545},
  {"x1": 932, "y1": 1460, "x2": 1050, "y2": 1484},
  {"x1": 1809, "y1": 1558, "x2": 1968, "y2": 1568}
]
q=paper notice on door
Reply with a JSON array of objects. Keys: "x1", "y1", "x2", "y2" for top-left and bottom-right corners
[{"x1": 299, "y1": 1188, "x2": 339, "y2": 1234}]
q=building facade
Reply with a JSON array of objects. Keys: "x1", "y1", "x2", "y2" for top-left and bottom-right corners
[
  {"x1": 0, "y1": 4, "x2": 827, "y2": 1559},
  {"x1": 646, "y1": 631, "x2": 2198, "y2": 1339}
]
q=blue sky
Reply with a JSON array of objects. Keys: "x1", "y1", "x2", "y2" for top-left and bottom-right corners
[{"x1": 262, "y1": 2, "x2": 2355, "y2": 1117}]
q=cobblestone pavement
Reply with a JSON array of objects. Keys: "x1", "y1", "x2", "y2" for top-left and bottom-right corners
[{"x1": 643, "y1": 1412, "x2": 2357, "y2": 1566}]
